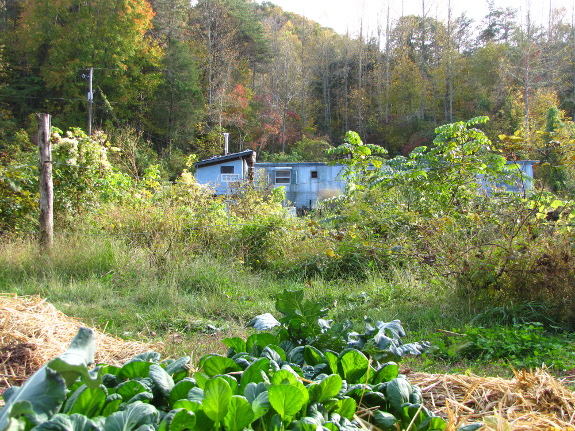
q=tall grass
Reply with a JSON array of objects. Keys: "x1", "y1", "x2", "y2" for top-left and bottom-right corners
[{"x1": 0, "y1": 233, "x2": 474, "y2": 356}]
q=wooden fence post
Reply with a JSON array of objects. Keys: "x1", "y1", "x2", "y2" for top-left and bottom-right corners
[{"x1": 37, "y1": 113, "x2": 53, "y2": 249}]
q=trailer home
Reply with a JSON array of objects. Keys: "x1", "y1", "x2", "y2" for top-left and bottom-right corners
[{"x1": 254, "y1": 162, "x2": 346, "y2": 210}]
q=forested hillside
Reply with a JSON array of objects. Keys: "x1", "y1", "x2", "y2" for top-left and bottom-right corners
[{"x1": 1, "y1": 0, "x2": 574, "y2": 169}]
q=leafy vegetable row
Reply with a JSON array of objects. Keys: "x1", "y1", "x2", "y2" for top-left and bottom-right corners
[{"x1": 1, "y1": 290, "x2": 482, "y2": 431}]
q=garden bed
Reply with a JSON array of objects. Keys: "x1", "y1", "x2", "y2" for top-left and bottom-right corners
[{"x1": 1, "y1": 294, "x2": 574, "y2": 430}]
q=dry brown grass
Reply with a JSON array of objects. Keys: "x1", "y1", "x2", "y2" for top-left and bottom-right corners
[
  {"x1": 409, "y1": 370, "x2": 575, "y2": 430},
  {"x1": 0, "y1": 293, "x2": 156, "y2": 390}
]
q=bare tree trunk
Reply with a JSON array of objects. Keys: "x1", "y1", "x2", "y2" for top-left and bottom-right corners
[
  {"x1": 523, "y1": 11, "x2": 532, "y2": 135},
  {"x1": 419, "y1": 0, "x2": 427, "y2": 120},
  {"x1": 376, "y1": 20, "x2": 383, "y2": 124},
  {"x1": 385, "y1": 6, "x2": 391, "y2": 124},
  {"x1": 446, "y1": 0, "x2": 454, "y2": 122},
  {"x1": 300, "y1": 17, "x2": 308, "y2": 130}
]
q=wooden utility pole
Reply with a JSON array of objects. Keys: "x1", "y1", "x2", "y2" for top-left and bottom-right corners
[{"x1": 37, "y1": 113, "x2": 53, "y2": 249}]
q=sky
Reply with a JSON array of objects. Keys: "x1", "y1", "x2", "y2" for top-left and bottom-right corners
[{"x1": 259, "y1": 0, "x2": 575, "y2": 37}]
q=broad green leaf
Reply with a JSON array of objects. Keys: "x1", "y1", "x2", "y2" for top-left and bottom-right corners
[
  {"x1": 251, "y1": 391, "x2": 270, "y2": 420},
  {"x1": 373, "y1": 411, "x2": 398, "y2": 431},
  {"x1": 223, "y1": 396, "x2": 254, "y2": 431},
  {"x1": 324, "y1": 351, "x2": 339, "y2": 375},
  {"x1": 457, "y1": 424, "x2": 484, "y2": 431},
  {"x1": 103, "y1": 402, "x2": 158, "y2": 431},
  {"x1": 131, "y1": 353, "x2": 161, "y2": 363},
  {"x1": 262, "y1": 345, "x2": 286, "y2": 363},
  {"x1": 63, "y1": 385, "x2": 107, "y2": 417},
  {"x1": 293, "y1": 417, "x2": 321, "y2": 431},
  {"x1": 149, "y1": 364, "x2": 175, "y2": 398},
  {"x1": 246, "y1": 333, "x2": 279, "y2": 354},
  {"x1": 338, "y1": 349, "x2": 369, "y2": 383},
  {"x1": 32, "y1": 413, "x2": 99, "y2": 431},
  {"x1": 169, "y1": 409, "x2": 196, "y2": 431},
  {"x1": 97, "y1": 366, "x2": 121, "y2": 377},
  {"x1": 171, "y1": 401, "x2": 213, "y2": 430},
  {"x1": 201, "y1": 356, "x2": 241, "y2": 377},
  {"x1": 286, "y1": 347, "x2": 305, "y2": 366},
  {"x1": 163, "y1": 357, "x2": 190, "y2": 383},
  {"x1": 268, "y1": 385, "x2": 306, "y2": 420},
  {"x1": 116, "y1": 381, "x2": 148, "y2": 402},
  {"x1": 239, "y1": 358, "x2": 270, "y2": 391},
  {"x1": 222, "y1": 338, "x2": 247, "y2": 356},
  {"x1": 217, "y1": 375, "x2": 239, "y2": 394},
  {"x1": 118, "y1": 362, "x2": 152, "y2": 381},
  {"x1": 309, "y1": 374, "x2": 342, "y2": 403},
  {"x1": 372, "y1": 362, "x2": 399, "y2": 384},
  {"x1": 172, "y1": 400, "x2": 201, "y2": 412},
  {"x1": 270, "y1": 369, "x2": 298, "y2": 386},
  {"x1": 47, "y1": 328, "x2": 99, "y2": 389},
  {"x1": 169, "y1": 379, "x2": 196, "y2": 404},
  {"x1": 303, "y1": 346, "x2": 325, "y2": 366},
  {"x1": 158, "y1": 409, "x2": 196, "y2": 431},
  {"x1": 202, "y1": 378, "x2": 232, "y2": 424},
  {"x1": 193, "y1": 372, "x2": 208, "y2": 389},
  {"x1": 187, "y1": 387, "x2": 204, "y2": 404},
  {"x1": 410, "y1": 385, "x2": 423, "y2": 404},
  {"x1": 323, "y1": 422, "x2": 340, "y2": 431},
  {"x1": 243, "y1": 382, "x2": 267, "y2": 403},
  {"x1": 418, "y1": 416, "x2": 447, "y2": 431},
  {"x1": 402, "y1": 404, "x2": 425, "y2": 428},
  {"x1": 385, "y1": 378, "x2": 412, "y2": 413},
  {"x1": 0, "y1": 364, "x2": 66, "y2": 430},
  {"x1": 102, "y1": 394, "x2": 122, "y2": 417},
  {"x1": 126, "y1": 392, "x2": 153, "y2": 404},
  {"x1": 335, "y1": 397, "x2": 356, "y2": 420},
  {"x1": 157, "y1": 410, "x2": 175, "y2": 431}
]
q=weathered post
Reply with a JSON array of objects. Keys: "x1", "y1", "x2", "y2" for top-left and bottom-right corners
[{"x1": 37, "y1": 113, "x2": 53, "y2": 249}]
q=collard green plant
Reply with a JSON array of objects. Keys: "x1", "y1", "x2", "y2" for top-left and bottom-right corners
[
  {"x1": 1, "y1": 326, "x2": 481, "y2": 431},
  {"x1": 248, "y1": 288, "x2": 430, "y2": 362},
  {"x1": 0, "y1": 327, "x2": 100, "y2": 431}
]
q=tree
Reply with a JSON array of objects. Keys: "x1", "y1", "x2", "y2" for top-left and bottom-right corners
[
  {"x1": 149, "y1": 40, "x2": 204, "y2": 154},
  {"x1": 190, "y1": 0, "x2": 269, "y2": 128},
  {"x1": 14, "y1": 0, "x2": 162, "y2": 129}
]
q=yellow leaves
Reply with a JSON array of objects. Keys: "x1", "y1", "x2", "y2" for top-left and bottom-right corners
[
  {"x1": 468, "y1": 213, "x2": 481, "y2": 223},
  {"x1": 326, "y1": 249, "x2": 341, "y2": 259}
]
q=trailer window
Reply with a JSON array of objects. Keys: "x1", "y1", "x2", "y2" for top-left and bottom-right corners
[{"x1": 275, "y1": 170, "x2": 291, "y2": 184}]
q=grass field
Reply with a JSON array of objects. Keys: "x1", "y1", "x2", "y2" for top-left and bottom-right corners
[{"x1": 1, "y1": 233, "x2": 574, "y2": 379}]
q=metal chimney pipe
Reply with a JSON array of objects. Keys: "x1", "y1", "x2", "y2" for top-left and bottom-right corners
[{"x1": 223, "y1": 133, "x2": 229, "y2": 155}]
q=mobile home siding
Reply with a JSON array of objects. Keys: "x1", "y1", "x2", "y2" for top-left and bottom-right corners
[{"x1": 255, "y1": 163, "x2": 346, "y2": 209}]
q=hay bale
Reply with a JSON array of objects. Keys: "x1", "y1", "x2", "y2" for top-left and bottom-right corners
[
  {"x1": 0, "y1": 293, "x2": 156, "y2": 391},
  {"x1": 409, "y1": 369, "x2": 575, "y2": 430}
]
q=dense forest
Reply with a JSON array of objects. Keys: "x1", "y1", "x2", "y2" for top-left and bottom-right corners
[{"x1": 1, "y1": 0, "x2": 574, "y2": 171}]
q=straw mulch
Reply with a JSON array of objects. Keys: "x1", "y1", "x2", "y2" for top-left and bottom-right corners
[
  {"x1": 410, "y1": 370, "x2": 575, "y2": 430},
  {"x1": 0, "y1": 293, "x2": 156, "y2": 392}
]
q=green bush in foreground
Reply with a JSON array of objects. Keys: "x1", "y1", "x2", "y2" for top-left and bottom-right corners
[{"x1": 430, "y1": 323, "x2": 575, "y2": 371}]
